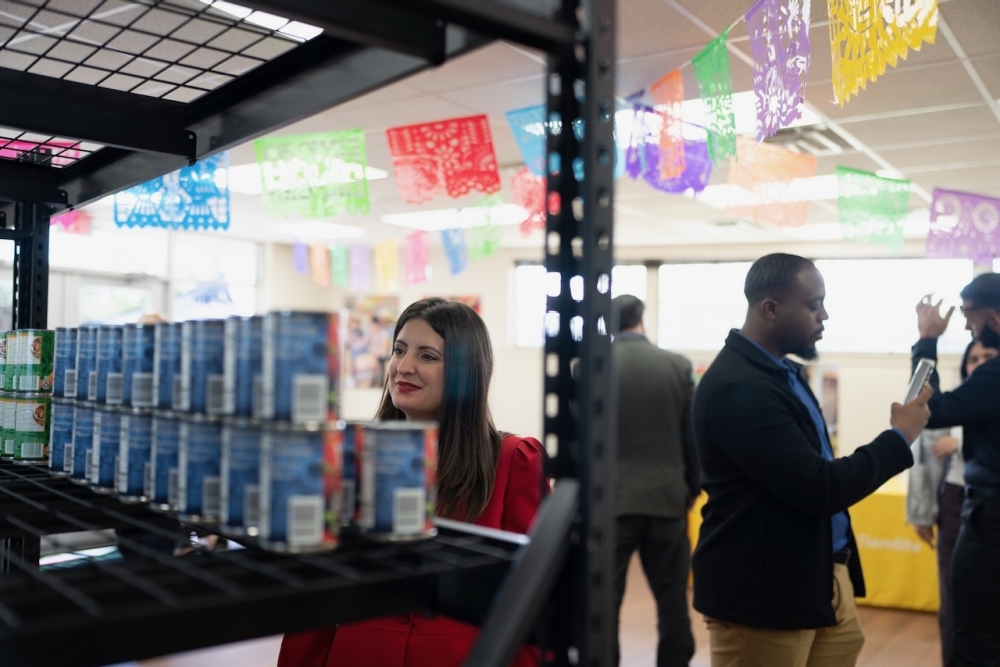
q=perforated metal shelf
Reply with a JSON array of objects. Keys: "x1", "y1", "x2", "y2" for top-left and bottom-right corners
[{"x1": 0, "y1": 461, "x2": 521, "y2": 667}]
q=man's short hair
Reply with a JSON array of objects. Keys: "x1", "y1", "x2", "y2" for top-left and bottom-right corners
[
  {"x1": 744, "y1": 253, "x2": 815, "y2": 304},
  {"x1": 960, "y1": 272, "x2": 1000, "y2": 311},
  {"x1": 612, "y1": 294, "x2": 644, "y2": 332}
]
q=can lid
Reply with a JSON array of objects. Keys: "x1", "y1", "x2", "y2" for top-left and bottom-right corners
[
  {"x1": 123, "y1": 406, "x2": 155, "y2": 416},
  {"x1": 264, "y1": 419, "x2": 340, "y2": 433},
  {"x1": 179, "y1": 412, "x2": 222, "y2": 424},
  {"x1": 222, "y1": 415, "x2": 262, "y2": 429}
]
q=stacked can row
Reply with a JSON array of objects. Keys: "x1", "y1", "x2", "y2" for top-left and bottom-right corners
[
  {"x1": 48, "y1": 402, "x2": 437, "y2": 551},
  {"x1": 0, "y1": 329, "x2": 55, "y2": 465}
]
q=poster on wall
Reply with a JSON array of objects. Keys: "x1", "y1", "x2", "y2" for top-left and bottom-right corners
[{"x1": 345, "y1": 296, "x2": 398, "y2": 389}]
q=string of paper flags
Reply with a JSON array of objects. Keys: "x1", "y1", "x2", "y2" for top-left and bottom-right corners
[{"x1": 106, "y1": 0, "x2": 1000, "y2": 286}]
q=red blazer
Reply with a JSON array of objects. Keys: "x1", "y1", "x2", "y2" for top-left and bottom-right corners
[{"x1": 278, "y1": 434, "x2": 548, "y2": 667}]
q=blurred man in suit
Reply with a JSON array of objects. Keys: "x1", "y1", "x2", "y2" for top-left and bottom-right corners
[{"x1": 611, "y1": 294, "x2": 700, "y2": 667}]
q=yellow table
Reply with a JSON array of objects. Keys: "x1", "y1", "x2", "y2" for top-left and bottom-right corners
[{"x1": 688, "y1": 478, "x2": 940, "y2": 612}]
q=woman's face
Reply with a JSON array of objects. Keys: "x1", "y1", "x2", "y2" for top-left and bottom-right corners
[
  {"x1": 966, "y1": 342, "x2": 999, "y2": 377},
  {"x1": 387, "y1": 318, "x2": 445, "y2": 422}
]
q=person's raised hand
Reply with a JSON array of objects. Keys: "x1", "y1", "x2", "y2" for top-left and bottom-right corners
[
  {"x1": 890, "y1": 383, "x2": 933, "y2": 445},
  {"x1": 931, "y1": 434, "x2": 960, "y2": 459},
  {"x1": 916, "y1": 294, "x2": 954, "y2": 339}
]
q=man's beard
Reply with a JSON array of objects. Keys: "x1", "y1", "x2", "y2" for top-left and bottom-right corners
[
  {"x1": 792, "y1": 344, "x2": 819, "y2": 361},
  {"x1": 978, "y1": 324, "x2": 1000, "y2": 349}
]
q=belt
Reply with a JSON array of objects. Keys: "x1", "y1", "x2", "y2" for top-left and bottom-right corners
[
  {"x1": 966, "y1": 486, "x2": 1000, "y2": 499},
  {"x1": 833, "y1": 547, "x2": 851, "y2": 565}
]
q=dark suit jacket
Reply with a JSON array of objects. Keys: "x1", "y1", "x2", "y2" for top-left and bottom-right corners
[
  {"x1": 614, "y1": 334, "x2": 700, "y2": 518},
  {"x1": 692, "y1": 331, "x2": 913, "y2": 630}
]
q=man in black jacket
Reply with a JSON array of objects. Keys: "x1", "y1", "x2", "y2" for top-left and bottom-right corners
[
  {"x1": 611, "y1": 294, "x2": 700, "y2": 667},
  {"x1": 913, "y1": 273, "x2": 1000, "y2": 666},
  {"x1": 692, "y1": 253, "x2": 932, "y2": 667}
]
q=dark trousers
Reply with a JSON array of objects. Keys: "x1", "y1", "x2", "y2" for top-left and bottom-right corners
[
  {"x1": 938, "y1": 483, "x2": 964, "y2": 667},
  {"x1": 613, "y1": 515, "x2": 694, "y2": 667},
  {"x1": 951, "y1": 494, "x2": 1000, "y2": 666}
]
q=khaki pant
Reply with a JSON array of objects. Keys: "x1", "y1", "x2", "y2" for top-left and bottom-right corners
[{"x1": 705, "y1": 564, "x2": 865, "y2": 667}]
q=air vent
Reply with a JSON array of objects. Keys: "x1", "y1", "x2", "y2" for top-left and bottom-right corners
[{"x1": 764, "y1": 125, "x2": 852, "y2": 156}]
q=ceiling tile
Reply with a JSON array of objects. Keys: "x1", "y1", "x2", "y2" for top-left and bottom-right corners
[
  {"x1": 879, "y1": 137, "x2": 1000, "y2": 170},
  {"x1": 804, "y1": 61, "x2": 984, "y2": 119},
  {"x1": 839, "y1": 104, "x2": 999, "y2": 146},
  {"x1": 617, "y1": 0, "x2": 715, "y2": 59},
  {"x1": 971, "y1": 54, "x2": 1000, "y2": 99},
  {"x1": 406, "y1": 43, "x2": 543, "y2": 95},
  {"x1": 940, "y1": 0, "x2": 1000, "y2": 58},
  {"x1": 911, "y1": 165, "x2": 1000, "y2": 191}
]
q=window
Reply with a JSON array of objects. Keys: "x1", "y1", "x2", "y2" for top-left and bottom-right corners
[
  {"x1": 657, "y1": 259, "x2": 975, "y2": 354},
  {"x1": 514, "y1": 264, "x2": 647, "y2": 347},
  {"x1": 170, "y1": 233, "x2": 258, "y2": 320},
  {"x1": 815, "y1": 258, "x2": 973, "y2": 354},
  {"x1": 658, "y1": 262, "x2": 752, "y2": 351}
]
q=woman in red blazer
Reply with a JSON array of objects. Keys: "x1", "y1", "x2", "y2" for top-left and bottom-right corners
[{"x1": 278, "y1": 298, "x2": 547, "y2": 667}]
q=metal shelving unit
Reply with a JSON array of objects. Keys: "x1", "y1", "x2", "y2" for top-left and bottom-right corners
[{"x1": 0, "y1": 1, "x2": 617, "y2": 665}]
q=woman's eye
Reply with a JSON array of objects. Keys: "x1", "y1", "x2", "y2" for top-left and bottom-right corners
[{"x1": 393, "y1": 347, "x2": 404, "y2": 356}]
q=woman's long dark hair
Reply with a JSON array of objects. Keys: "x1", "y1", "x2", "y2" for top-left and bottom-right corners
[{"x1": 375, "y1": 298, "x2": 500, "y2": 521}]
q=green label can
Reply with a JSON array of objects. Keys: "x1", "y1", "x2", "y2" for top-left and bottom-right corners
[
  {"x1": 14, "y1": 395, "x2": 50, "y2": 463},
  {"x1": 1, "y1": 394, "x2": 16, "y2": 459},
  {"x1": 0, "y1": 331, "x2": 8, "y2": 389},
  {"x1": 4, "y1": 331, "x2": 21, "y2": 392},
  {"x1": 18, "y1": 329, "x2": 55, "y2": 393}
]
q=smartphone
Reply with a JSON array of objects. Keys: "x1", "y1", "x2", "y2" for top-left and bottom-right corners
[{"x1": 905, "y1": 358, "x2": 936, "y2": 404}]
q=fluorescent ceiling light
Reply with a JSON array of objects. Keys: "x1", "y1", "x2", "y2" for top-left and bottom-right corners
[
  {"x1": 199, "y1": 1, "x2": 322, "y2": 41},
  {"x1": 382, "y1": 204, "x2": 529, "y2": 230},
  {"x1": 226, "y1": 162, "x2": 389, "y2": 196},
  {"x1": 270, "y1": 221, "x2": 366, "y2": 242},
  {"x1": 691, "y1": 175, "x2": 843, "y2": 210}
]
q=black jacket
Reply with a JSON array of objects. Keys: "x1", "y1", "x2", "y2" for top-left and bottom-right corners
[
  {"x1": 614, "y1": 334, "x2": 700, "y2": 518},
  {"x1": 691, "y1": 331, "x2": 913, "y2": 629},
  {"x1": 914, "y1": 337, "x2": 1000, "y2": 488}
]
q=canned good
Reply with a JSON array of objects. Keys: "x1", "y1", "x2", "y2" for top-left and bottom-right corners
[
  {"x1": 259, "y1": 422, "x2": 343, "y2": 552},
  {"x1": 122, "y1": 324, "x2": 155, "y2": 408},
  {"x1": 1, "y1": 394, "x2": 17, "y2": 460},
  {"x1": 153, "y1": 322, "x2": 181, "y2": 410},
  {"x1": 260, "y1": 311, "x2": 342, "y2": 424},
  {"x1": 223, "y1": 316, "x2": 262, "y2": 417},
  {"x1": 94, "y1": 325, "x2": 124, "y2": 404},
  {"x1": 148, "y1": 411, "x2": 182, "y2": 511},
  {"x1": 17, "y1": 329, "x2": 55, "y2": 393},
  {"x1": 68, "y1": 403, "x2": 95, "y2": 484},
  {"x1": 220, "y1": 417, "x2": 261, "y2": 535},
  {"x1": 340, "y1": 420, "x2": 363, "y2": 527},
  {"x1": 178, "y1": 320, "x2": 225, "y2": 414},
  {"x1": 90, "y1": 406, "x2": 120, "y2": 493},
  {"x1": 13, "y1": 394, "x2": 51, "y2": 464},
  {"x1": 177, "y1": 414, "x2": 222, "y2": 522},
  {"x1": 358, "y1": 422, "x2": 437, "y2": 541},
  {"x1": 49, "y1": 397, "x2": 74, "y2": 476},
  {"x1": 4, "y1": 331, "x2": 22, "y2": 392},
  {"x1": 117, "y1": 408, "x2": 153, "y2": 503},
  {"x1": 73, "y1": 326, "x2": 98, "y2": 401},
  {"x1": 0, "y1": 332, "x2": 8, "y2": 389},
  {"x1": 53, "y1": 328, "x2": 77, "y2": 399}
]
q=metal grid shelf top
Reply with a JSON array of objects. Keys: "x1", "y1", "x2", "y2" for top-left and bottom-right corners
[{"x1": 0, "y1": 462, "x2": 523, "y2": 667}]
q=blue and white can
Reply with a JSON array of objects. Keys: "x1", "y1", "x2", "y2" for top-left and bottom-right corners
[
  {"x1": 94, "y1": 325, "x2": 124, "y2": 404},
  {"x1": 260, "y1": 311, "x2": 342, "y2": 424},
  {"x1": 148, "y1": 411, "x2": 181, "y2": 511},
  {"x1": 122, "y1": 324, "x2": 156, "y2": 408},
  {"x1": 53, "y1": 327, "x2": 77, "y2": 399},
  {"x1": 90, "y1": 405, "x2": 120, "y2": 493},
  {"x1": 68, "y1": 403, "x2": 95, "y2": 484},
  {"x1": 153, "y1": 322, "x2": 182, "y2": 411},
  {"x1": 177, "y1": 414, "x2": 223, "y2": 523},
  {"x1": 259, "y1": 422, "x2": 343, "y2": 553},
  {"x1": 220, "y1": 417, "x2": 261, "y2": 535},
  {"x1": 117, "y1": 408, "x2": 153, "y2": 503},
  {"x1": 179, "y1": 320, "x2": 225, "y2": 414},
  {"x1": 74, "y1": 326, "x2": 98, "y2": 401},
  {"x1": 223, "y1": 316, "x2": 262, "y2": 417},
  {"x1": 358, "y1": 422, "x2": 438, "y2": 542},
  {"x1": 48, "y1": 397, "x2": 74, "y2": 477}
]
